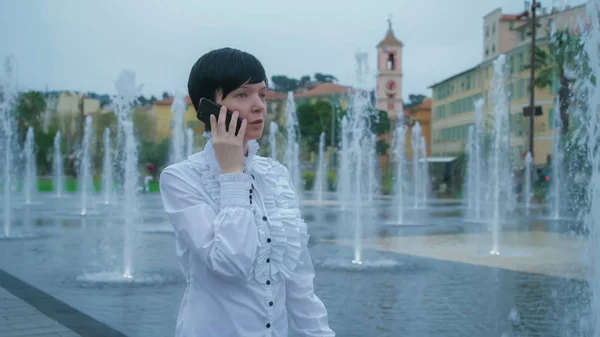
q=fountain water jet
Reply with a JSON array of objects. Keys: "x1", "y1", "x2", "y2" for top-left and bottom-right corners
[
  {"x1": 185, "y1": 127, "x2": 194, "y2": 157},
  {"x1": 102, "y1": 128, "x2": 114, "y2": 205},
  {"x1": 22, "y1": 127, "x2": 36, "y2": 205},
  {"x1": 169, "y1": 92, "x2": 186, "y2": 164},
  {"x1": 524, "y1": 152, "x2": 533, "y2": 212},
  {"x1": 340, "y1": 51, "x2": 379, "y2": 265},
  {"x1": 313, "y1": 132, "x2": 327, "y2": 201},
  {"x1": 488, "y1": 55, "x2": 514, "y2": 255},
  {"x1": 79, "y1": 116, "x2": 94, "y2": 216},
  {"x1": 114, "y1": 70, "x2": 142, "y2": 280},
  {"x1": 53, "y1": 131, "x2": 64, "y2": 198},
  {"x1": 269, "y1": 121, "x2": 278, "y2": 159},
  {"x1": 465, "y1": 99, "x2": 486, "y2": 221},
  {"x1": 0, "y1": 56, "x2": 18, "y2": 238},
  {"x1": 549, "y1": 96, "x2": 565, "y2": 219},
  {"x1": 392, "y1": 123, "x2": 407, "y2": 224},
  {"x1": 284, "y1": 92, "x2": 302, "y2": 196},
  {"x1": 411, "y1": 123, "x2": 428, "y2": 209}
]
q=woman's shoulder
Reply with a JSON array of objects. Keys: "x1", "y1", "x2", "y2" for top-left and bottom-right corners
[{"x1": 160, "y1": 152, "x2": 210, "y2": 189}]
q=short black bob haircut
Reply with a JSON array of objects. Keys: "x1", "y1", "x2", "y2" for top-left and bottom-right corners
[{"x1": 187, "y1": 47, "x2": 268, "y2": 131}]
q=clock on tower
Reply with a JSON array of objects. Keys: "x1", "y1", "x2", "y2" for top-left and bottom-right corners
[{"x1": 386, "y1": 80, "x2": 396, "y2": 92}]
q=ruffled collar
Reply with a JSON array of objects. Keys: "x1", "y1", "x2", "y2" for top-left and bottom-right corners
[{"x1": 189, "y1": 132, "x2": 260, "y2": 176}]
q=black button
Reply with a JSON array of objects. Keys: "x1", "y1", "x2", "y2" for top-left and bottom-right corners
[
  {"x1": 266, "y1": 238, "x2": 271, "y2": 243},
  {"x1": 249, "y1": 195, "x2": 252, "y2": 199},
  {"x1": 269, "y1": 301, "x2": 273, "y2": 306},
  {"x1": 262, "y1": 216, "x2": 267, "y2": 221},
  {"x1": 250, "y1": 200, "x2": 253, "y2": 204},
  {"x1": 266, "y1": 323, "x2": 271, "y2": 328},
  {"x1": 266, "y1": 280, "x2": 271, "y2": 285},
  {"x1": 249, "y1": 189, "x2": 253, "y2": 193},
  {"x1": 266, "y1": 258, "x2": 270, "y2": 263},
  {"x1": 251, "y1": 174, "x2": 255, "y2": 179}
]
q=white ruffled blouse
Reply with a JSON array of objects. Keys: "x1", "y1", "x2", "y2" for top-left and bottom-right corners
[{"x1": 159, "y1": 138, "x2": 335, "y2": 337}]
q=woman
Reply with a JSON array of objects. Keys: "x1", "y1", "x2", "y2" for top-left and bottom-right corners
[{"x1": 159, "y1": 47, "x2": 335, "y2": 337}]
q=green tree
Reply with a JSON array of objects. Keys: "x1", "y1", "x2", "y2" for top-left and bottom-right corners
[
  {"x1": 271, "y1": 75, "x2": 299, "y2": 93},
  {"x1": 139, "y1": 139, "x2": 171, "y2": 172},
  {"x1": 16, "y1": 91, "x2": 46, "y2": 141},
  {"x1": 314, "y1": 73, "x2": 337, "y2": 83},
  {"x1": 403, "y1": 94, "x2": 427, "y2": 109},
  {"x1": 297, "y1": 100, "x2": 334, "y2": 153},
  {"x1": 527, "y1": 28, "x2": 582, "y2": 134},
  {"x1": 35, "y1": 127, "x2": 58, "y2": 175},
  {"x1": 370, "y1": 109, "x2": 392, "y2": 156},
  {"x1": 338, "y1": 107, "x2": 392, "y2": 156}
]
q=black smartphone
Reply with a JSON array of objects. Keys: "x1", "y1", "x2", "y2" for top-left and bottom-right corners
[{"x1": 196, "y1": 98, "x2": 244, "y2": 135}]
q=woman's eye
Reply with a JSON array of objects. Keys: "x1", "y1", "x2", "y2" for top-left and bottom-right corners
[{"x1": 236, "y1": 93, "x2": 247, "y2": 98}]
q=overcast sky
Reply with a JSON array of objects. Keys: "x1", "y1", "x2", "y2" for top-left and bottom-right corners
[{"x1": 0, "y1": 0, "x2": 577, "y2": 100}]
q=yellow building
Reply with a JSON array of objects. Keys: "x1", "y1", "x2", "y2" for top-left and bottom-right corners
[
  {"x1": 152, "y1": 96, "x2": 202, "y2": 143},
  {"x1": 430, "y1": 4, "x2": 586, "y2": 166}
]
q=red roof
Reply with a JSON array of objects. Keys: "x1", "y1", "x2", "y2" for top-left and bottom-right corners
[
  {"x1": 294, "y1": 83, "x2": 353, "y2": 98},
  {"x1": 403, "y1": 98, "x2": 432, "y2": 116},
  {"x1": 266, "y1": 90, "x2": 287, "y2": 100},
  {"x1": 500, "y1": 14, "x2": 523, "y2": 21},
  {"x1": 154, "y1": 96, "x2": 193, "y2": 106},
  {"x1": 153, "y1": 83, "x2": 352, "y2": 105}
]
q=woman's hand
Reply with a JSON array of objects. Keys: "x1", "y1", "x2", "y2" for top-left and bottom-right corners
[{"x1": 209, "y1": 106, "x2": 248, "y2": 174}]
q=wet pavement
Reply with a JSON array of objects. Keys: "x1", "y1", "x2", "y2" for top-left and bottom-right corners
[{"x1": 0, "y1": 192, "x2": 591, "y2": 337}]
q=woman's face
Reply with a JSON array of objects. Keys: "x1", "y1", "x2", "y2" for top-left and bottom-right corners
[{"x1": 216, "y1": 81, "x2": 267, "y2": 141}]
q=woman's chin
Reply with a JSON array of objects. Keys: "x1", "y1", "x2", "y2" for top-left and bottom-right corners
[{"x1": 244, "y1": 130, "x2": 263, "y2": 141}]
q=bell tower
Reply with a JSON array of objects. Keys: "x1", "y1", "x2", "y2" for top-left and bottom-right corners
[{"x1": 376, "y1": 15, "x2": 404, "y2": 120}]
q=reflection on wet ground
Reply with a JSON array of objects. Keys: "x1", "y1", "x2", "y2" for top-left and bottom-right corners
[{"x1": 0, "y1": 192, "x2": 591, "y2": 337}]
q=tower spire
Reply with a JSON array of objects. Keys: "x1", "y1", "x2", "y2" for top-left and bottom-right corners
[{"x1": 387, "y1": 14, "x2": 393, "y2": 32}]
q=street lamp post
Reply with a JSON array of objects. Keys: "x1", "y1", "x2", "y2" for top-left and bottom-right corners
[{"x1": 518, "y1": 0, "x2": 541, "y2": 158}]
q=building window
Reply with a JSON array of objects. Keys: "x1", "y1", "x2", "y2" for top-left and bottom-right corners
[
  {"x1": 485, "y1": 48, "x2": 489, "y2": 56},
  {"x1": 387, "y1": 53, "x2": 395, "y2": 70},
  {"x1": 492, "y1": 44, "x2": 496, "y2": 53},
  {"x1": 485, "y1": 26, "x2": 489, "y2": 37},
  {"x1": 492, "y1": 22, "x2": 496, "y2": 34}
]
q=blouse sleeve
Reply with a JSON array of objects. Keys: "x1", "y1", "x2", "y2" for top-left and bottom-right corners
[
  {"x1": 159, "y1": 168, "x2": 259, "y2": 281},
  {"x1": 282, "y1": 165, "x2": 335, "y2": 336},
  {"x1": 286, "y1": 248, "x2": 335, "y2": 336}
]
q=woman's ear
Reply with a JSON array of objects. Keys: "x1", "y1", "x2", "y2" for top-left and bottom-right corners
[{"x1": 214, "y1": 89, "x2": 223, "y2": 104}]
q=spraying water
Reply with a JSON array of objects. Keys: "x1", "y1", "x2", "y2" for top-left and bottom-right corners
[
  {"x1": 466, "y1": 99, "x2": 486, "y2": 220},
  {"x1": 488, "y1": 55, "x2": 514, "y2": 255},
  {"x1": 53, "y1": 131, "x2": 64, "y2": 198},
  {"x1": 524, "y1": 152, "x2": 533, "y2": 212},
  {"x1": 411, "y1": 122, "x2": 428, "y2": 209},
  {"x1": 22, "y1": 127, "x2": 36, "y2": 205},
  {"x1": 393, "y1": 123, "x2": 407, "y2": 224},
  {"x1": 341, "y1": 51, "x2": 379, "y2": 264},
  {"x1": 269, "y1": 121, "x2": 278, "y2": 160},
  {"x1": 114, "y1": 70, "x2": 141, "y2": 280},
  {"x1": 579, "y1": 2, "x2": 600, "y2": 333},
  {"x1": 420, "y1": 135, "x2": 430, "y2": 204},
  {"x1": 185, "y1": 127, "x2": 194, "y2": 157},
  {"x1": 549, "y1": 96, "x2": 565, "y2": 219},
  {"x1": 169, "y1": 92, "x2": 186, "y2": 164},
  {"x1": 313, "y1": 132, "x2": 327, "y2": 201},
  {"x1": 284, "y1": 92, "x2": 302, "y2": 195},
  {"x1": 79, "y1": 116, "x2": 93, "y2": 216},
  {"x1": 102, "y1": 128, "x2": 113, "y2": 205},
  {"x1": 0, "y1": 56, "x2": 18, "y2": 237},
  {"x1": 338, "y1": 117, "x2": 351, "y2": 211}
]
